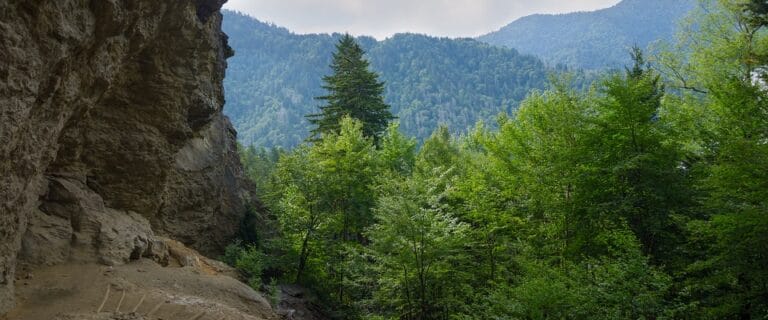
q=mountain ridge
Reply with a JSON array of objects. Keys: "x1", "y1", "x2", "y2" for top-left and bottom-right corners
[
  {"x1": 223, "y1": 10, "x2": 551, "y2": 148},
  {"x1": 479, "y1": 0, "x2": 697, "y2": 69}
]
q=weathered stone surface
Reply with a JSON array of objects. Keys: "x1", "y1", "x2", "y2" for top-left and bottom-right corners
[
  {"x1": 0, "y1": 0, "x2": 247, "y2": 314},
  {"x1": 20, "y1": 177, "x2": 170, "y2": 267}
]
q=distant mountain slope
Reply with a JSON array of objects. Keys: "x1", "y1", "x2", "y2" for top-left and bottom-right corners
[
  {"x1": 223, "y1": 11, "x2": 549, "y2": 148},
  {"x1": 479, "y1": 0, "x2": 696, "y2": 69}
]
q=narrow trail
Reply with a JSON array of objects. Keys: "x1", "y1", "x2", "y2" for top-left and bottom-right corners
[
  {"x1": 92, "y1": 285, "x2": 222, "y2": 320},
  {"x1": 4, "y1": 259, "x2": 277, "y2": 320}
]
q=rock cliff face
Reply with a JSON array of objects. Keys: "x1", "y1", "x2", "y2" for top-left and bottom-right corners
[{"x1": 0, "y1": 0, "x2": 249, "y2": 313}]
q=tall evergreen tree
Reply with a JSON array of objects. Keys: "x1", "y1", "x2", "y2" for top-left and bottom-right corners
[
  {"x1": 585, "y1": 48, "x2": 689, "y2": 261},
  {"x1": 744, "y1": 0, "x2": 768, "y2": 28},
  {"x1": 307, "y1": 34, "x2": 394, "y2": 142}
]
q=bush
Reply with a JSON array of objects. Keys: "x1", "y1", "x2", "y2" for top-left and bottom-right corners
[
  {"x1": 222, "y1": 240, "x2": 244, "y2": 266},
  {"x1": 221, "y1": 241, "x2": 266, "y2": 290},
  {"x1": 236, "y1": 245, "x2": 266, "y2": 289}
]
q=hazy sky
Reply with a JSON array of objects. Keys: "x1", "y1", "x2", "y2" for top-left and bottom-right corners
[{"x1": 223, "y1": 0, "x2": 622, "y2": 39}]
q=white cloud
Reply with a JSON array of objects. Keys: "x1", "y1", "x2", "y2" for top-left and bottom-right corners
[{"x1": 223, "y1": 0, "x2": 622, "y2": 39}]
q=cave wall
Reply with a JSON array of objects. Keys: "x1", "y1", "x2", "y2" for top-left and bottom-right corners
[{"x1": 0, "y1": 0, "x2": 249, "y2": 313}]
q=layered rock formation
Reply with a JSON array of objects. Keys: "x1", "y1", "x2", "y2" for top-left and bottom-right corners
[{"x1": 0, "y1": 0, "x2": 250, "y2": 313}]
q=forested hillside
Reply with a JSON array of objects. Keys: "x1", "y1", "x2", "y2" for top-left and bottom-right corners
[
  {"x1": 479, "y1": 0, "x2": 697, "y2": 69},
  {"x1": 223, "y1": 11, "x2": 549, "y2": 147},
  {"x1": 228, "y1": 1, "x2": 768, "y2": 318}
]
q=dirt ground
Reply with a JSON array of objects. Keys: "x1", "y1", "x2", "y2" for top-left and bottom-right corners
[{"x1": 2, "y1": 259, "x2": 278, "y2": 320}]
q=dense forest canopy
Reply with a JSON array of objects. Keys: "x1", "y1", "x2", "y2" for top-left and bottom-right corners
[
  {"x1": 228, "y1": 0, "x2": 768, "y2": 319},
  {"x1": 223, "y1": 11, "x2": 551, "y2": 148},
  {"x1": 479, "y1": 0, "x2": 697, "y2": 69}
]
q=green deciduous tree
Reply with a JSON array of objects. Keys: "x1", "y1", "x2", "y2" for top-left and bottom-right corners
[
  {"x1": 368, "y1": 164, "x2": 470, "y2": 320},
  {"x1": 585, "y1": 48, "x2": 691, "y2": 261},
  {"x1": 377, "y1": 122, "x2": 417, "y2": 176},
  {"x1": 270, "y1": 145, "x2": 326, "y2": 283},
  {"x1": 660, "y1": 1, "x2": 768, "y2": 317},
  {"x1": 269, "y1": 117, "x2": 380, "y2": 315}
]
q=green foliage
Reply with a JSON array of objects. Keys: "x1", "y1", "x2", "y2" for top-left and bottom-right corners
[
  {"x1": 377, "y1": 123, "x2": 417, "y2": 175},
  {"x1": 479, "y1": 0, "x2": 697, "y2": 69},
  {"x1": 471, "y1": 233, "x2": 670, "y2": 320},
  {"x1": 222, "y1": 11, "x2": 550, "y2": 147},
  {"x1": 584, "y1": 49, "x2": 691, "y2": 261},
  {"x1": 659, "y1": 1, "x2": 768, "y2": 317},
  {"x1": 268, "y1": 278, "x2": 280, "y2": 307},
  {"x1": 227, "y1": 1, "x2": 768, "y2": 318},
  {"x1": 743, "y1": 0, "x2": 768, "y2": 28},
  {"x1": 237, "y1": 246, "x2": 267, "y2": 289},
  {"x1": 222, "y1": 242, "x2": 267, "y2": 290},
  {"x1": 239, "y1": 143, "x2": 281, "y2": 193},
  {"x1": 367, "y1": 166, "x2": 470, "y2": 320},
  {"x1": 222, "y1": 240, "x2": 244, "y2": 267},
  {"x1": 265, "y1": 117, "x2": 381, "y2": 315},
  {"x1": 308, "y1": 35, "x2": 394, "y2": 142}
]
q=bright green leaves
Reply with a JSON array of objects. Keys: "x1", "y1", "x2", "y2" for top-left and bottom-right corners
[
  {"x1": 267, "y1": 117, "x2": 391, "y2": 314},
  {"x1": 377, "y1": 122, "x2": 417, "y2": 176},
  {"x1": 368, "y1": 169, "x2": 470, "y2": 320},
  {"x1": 658, "y1": 1, "x2": 768, "y2": 317},
  {"x1": 587, "y1": 50, "x2": 690, "y2": 260},
  {"x1": 234, "y1": 2, "x2": 768, "y2": 317},
  {"x1": 449, "y1": 54, "x2": 684, "y2": 319},
  {"x1": 221, "y1": 242, "x2": 268, "y2": 289}
]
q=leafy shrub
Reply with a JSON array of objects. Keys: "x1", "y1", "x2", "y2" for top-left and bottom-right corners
[
  {"x1": 222, "y1": 240, "x2": 244, "y2": 266},
  {"x1": 236, "y1": 245, "x2": 266, "y2": 289},
  {"x1": 222, "y1": 241, "x2": 266, "y2": 290}
]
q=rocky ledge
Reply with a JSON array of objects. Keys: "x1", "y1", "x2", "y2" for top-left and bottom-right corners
[{"x1": 0, "y1": 0, "x2": 251, "y2": 314}]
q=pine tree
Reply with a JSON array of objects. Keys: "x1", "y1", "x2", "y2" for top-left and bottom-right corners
[
  {"x1": 307, "y1": 34, "x2": 394, "y2": 142},
  {"x1": 744, "y1": 0, "x2": 768, "y2": 28}
]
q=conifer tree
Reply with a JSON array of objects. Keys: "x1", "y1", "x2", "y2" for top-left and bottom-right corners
[{"x1": 307, "y1": 34, "x2": 394, "y2": 142}]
